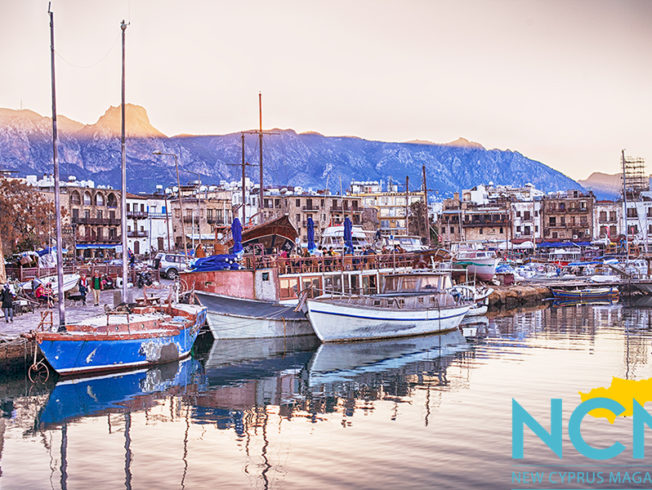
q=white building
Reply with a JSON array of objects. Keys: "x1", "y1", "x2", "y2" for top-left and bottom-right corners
[{"x1": 126, "y1": 192, "x2": 172, "y2": 256}]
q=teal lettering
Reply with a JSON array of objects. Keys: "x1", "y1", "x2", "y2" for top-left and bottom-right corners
[
  {"x1": 512, "y1": 398, "x2": 562, "y2": 458},
  {"x1": 569, "y1": 397, "x2": 626, "y2": 460},
  {"x1": 610, "y1": 472, "x2": 622, "y2": 483},
  {"x1": 633, "y1": 400, "x2": 652, "y2": 459},
  {"x1": 512, "y1": 472, "x2": 522, "y2": 483}
]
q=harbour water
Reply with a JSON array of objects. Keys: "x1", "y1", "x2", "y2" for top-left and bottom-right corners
[{"x1": 1, "y1": 302, "x2": 652, "y2": 489}]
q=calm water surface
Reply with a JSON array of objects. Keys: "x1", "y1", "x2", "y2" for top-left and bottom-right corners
[{"x1": 1, "y1": 302, "x2": 652, "y2": 489}]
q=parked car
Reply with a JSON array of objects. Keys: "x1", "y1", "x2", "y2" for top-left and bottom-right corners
[{"x1": 153, "y1": 253, "x2": 190, "y2": 279}]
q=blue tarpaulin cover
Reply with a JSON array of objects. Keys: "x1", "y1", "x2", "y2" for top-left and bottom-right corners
[
  {"x1": 232, "y1": 218, "x2": 243, "y2": 254},
  {"x1": 190, "y1": 254, "x2": 240, "y2": 272}
]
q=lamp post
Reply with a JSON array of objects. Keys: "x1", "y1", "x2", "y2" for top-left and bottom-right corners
[{"x1": 153, "y1": 151, "x2": 187, "y2": 258}]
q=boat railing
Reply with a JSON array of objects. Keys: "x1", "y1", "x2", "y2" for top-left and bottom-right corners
[{"x1": 241, "y1": 252, "x2": 421, "y2": 275}]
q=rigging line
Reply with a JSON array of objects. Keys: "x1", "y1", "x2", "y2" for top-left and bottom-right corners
[{"x1": 54, "y1": 31, "x2": 121, "y2": 69}]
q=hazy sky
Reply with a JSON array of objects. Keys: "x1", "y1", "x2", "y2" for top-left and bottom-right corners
[{"x1": 1, "y1": 0, "x2": 650, "y2": 180}]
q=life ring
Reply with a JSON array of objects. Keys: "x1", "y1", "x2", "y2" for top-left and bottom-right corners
[{"x1": 116, "y1": 277, "x2": 123, "y2": 288}]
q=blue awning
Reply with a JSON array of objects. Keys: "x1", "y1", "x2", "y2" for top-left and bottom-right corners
[
  {"x1": 538, "y1": 241, "x2": 591, "y2": 248},
  {"x1": 76, "y1": 244, "x2": 120, "y2": 250}
]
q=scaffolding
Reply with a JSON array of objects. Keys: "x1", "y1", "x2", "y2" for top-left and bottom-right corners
[{"x1": 622, "y1": 154, "x2": 648, "y2": 199}]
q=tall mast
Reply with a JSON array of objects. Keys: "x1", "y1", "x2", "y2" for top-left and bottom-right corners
[
  {"x1": 49, "y1": 4, "x2": 65, "y2": 328},
  {"x1": 120, "y1": 20, "x2": 128, "y2": 302},
  {"x1": 259, "y1": 92, "x2": 264, "y2": 223},
  {"x1": 405, "y1": 176, "x2": 409, "y2": 234},
  {"x1": 622, "y1": 149, "x2": 629, "y2": 261},
  {"x1": 241, "y1": 132, "x2": 246, "y2": 224},
  {"x1": 422, "y1": 165, "x2": 430, "y2": 246}
]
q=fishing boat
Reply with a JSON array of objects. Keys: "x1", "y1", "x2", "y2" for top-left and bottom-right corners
[
  {"x1": 27, "y1": 302, "x2": 207, "y2": 376},
  {"x1": 453, "y1": 249, "x2": 498, "y2": 282},
  {"x1": 305, "y1": 272, "x2": 471, "y2": 342},
  {"x1": 550, "y1": 287, "x2": 619, "y2": 301}
]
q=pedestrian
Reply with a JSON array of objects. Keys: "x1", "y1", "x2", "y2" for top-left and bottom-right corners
[
  {"x1": 91, "y1": 271, "x2": 102, "y2": 306},
  {"x1": 79, "y1": 273, "x2": 88, "y2": 305},
  {"x1": 1, "y1": 284, "x2": 14, "y2": 323}
]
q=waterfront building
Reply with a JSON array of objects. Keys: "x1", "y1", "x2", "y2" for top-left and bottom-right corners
[
  {"x1": 593, "y1": 200, "x2": 622, "y2": 241},
  {"x1": 167, "y1": 185, "x2": 233, "y2": 252},
  {"x1": 541, "y1": 190, "x2": 595, "y2": 242},
  {"x1": 125, "y1": 192, "x2": 172, "y2": 256},
  {"x1": 260, "y1": 187, "x2": 365, "y2": 245},
  {"x1": 348, "y1": 180, "x2": 424, "y2": 237}
]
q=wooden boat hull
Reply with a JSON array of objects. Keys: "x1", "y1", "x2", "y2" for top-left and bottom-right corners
[
  {"x1": 306, "y1": 299, "x2": 470, "y2": 342},
  {"x1": 35, "y1": 305, "x2": 207, "y2": 376},
  {"x1": 196, "y1": 291, "x2": 314, "y2": 339}
]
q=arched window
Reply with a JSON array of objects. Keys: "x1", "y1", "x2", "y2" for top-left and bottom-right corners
[
  {"x1": 83, "y1": 192, "x2": 92, "y2": 206},
  {"x1": 70, "y1": 191, "x2": 81, "y2": 205},
  {"x1": 107, "y1": 193, "x2": 118, "y2": 208},
  {"x1": 95, "y1": 193, "x2": 105, "y2": 206}
]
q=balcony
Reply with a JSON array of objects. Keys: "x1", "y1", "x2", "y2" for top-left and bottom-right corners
[
  {"x1": 207, "y1": 217, "x2": 228, "y2": 225},
  {"x1": 76, "y1": 234, "x2": 121, "y2": 244},
  {"x1": 127, "y1": 211, "x2": 148, "y2": 219},
  {"x1": 127, "y1": 230, "x2": 148, "y2": 238},
  {"x1": 72, "y1": 217, "x2": 121, "y2": 226},
  {"x1": 302, "y1": 205, "x2": 320, "y2": 211},
  {"x1": 463, "y1": 217, "x2": 508, "y2": 227},
  {"x1": 182, "y1": 216, "x2": 201, "y2": 223}
]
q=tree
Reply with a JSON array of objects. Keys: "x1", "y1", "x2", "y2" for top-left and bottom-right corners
[
  {"x1": 408, "y1": 200, "x2": 437, "y2": 244},
  {"x1": 0, "y1": 179, "x2": 64, "y2": 256}
]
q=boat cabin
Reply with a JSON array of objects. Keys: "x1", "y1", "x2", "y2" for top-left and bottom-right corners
[{"x1": 381, "y1": 272, "x2": 453, "y2": 294}]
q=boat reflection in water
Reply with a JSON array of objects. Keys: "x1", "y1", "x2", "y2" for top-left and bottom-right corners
[
  {"x1": 306, "y1": 329, "x2": 471, "y2": 387},
  {"x1": 36, "y1": 357, "x2": 202, "y2": 428}
]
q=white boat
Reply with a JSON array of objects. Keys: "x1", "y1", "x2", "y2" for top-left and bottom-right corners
[
  {"x1": 306, "y1": 272, "x2": 471, "y2": 342},
  {"x1": 453, "y1": 250, "x2": 498, "y2": 282},
  {"x1": 319, "y1": 224, "x2": 370, "y2": 253},
  {"x1": 22, "y1": 273, "x2": 80, "y2": 293},
  {"x1": 376, "y1": 235, "x2": 427, "y2": 252},
  {"x1": 449, "y1": 284, "x2": 493, "y2": 316},
  {"x1": 195, "y1": 291, "x2": 314, "y2": 340}
]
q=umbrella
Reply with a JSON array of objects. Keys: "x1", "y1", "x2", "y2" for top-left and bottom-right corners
[
  {"x1": 343, "y1": 217, "x2": 353, "y2": 254},
  {"x1": 307, "y1": 217, "x2": 315, "y2": 251},
  {"x1": 231, "y1": 218, "x2": 243, "y2": 254}
]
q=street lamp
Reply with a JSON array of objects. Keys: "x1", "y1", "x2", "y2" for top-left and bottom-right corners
[{"x1": 153, "y1": 151, "x2": 188, "y2": 258}]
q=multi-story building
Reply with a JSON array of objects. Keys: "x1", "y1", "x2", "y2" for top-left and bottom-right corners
[
  {"x1": 125, "y1": 192, "x2": 174, "y2": 256},
  {"x1": 510, "y1": 200, "x2": 542, "y2": 243},
  {"x1": 68, "y1": 186, "x2": 122, "y2": 258},
  {"x1": 593, "y1": 200, "x2": 622, "y2": 241},
  {"x1": 461, "y1": 202, "x2": 510, "y2": 243},
  {"x1": 260, "y1": 189, "x2": 365, "y2": 245},
  {"x1": 349, "y1": 180, "x2": 424, "y2": 236},
  {"x1": 623, "y1": 190, "x2": 652, "y2": 251},
  {"x1": 541, "y1": 190, "x2": 595, "y2": 242},
  {"x1": 168, "y1": 186, "x2": 233, "y2": 252}
]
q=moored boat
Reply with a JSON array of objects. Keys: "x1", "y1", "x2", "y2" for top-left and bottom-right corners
[
  {"x1": 453, "y1": 250, "x2": 498, "y2": 282},
  {"x1": 27, "y1": 302, "x2": 207, "y2": 376},
  {"x1": 306, "y1": 272, "x2": 471, "y2": 342},
  {"x1": 551, "y1": 287, "x2": 619, "y2": 301}
]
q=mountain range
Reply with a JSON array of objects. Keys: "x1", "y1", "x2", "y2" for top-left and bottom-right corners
[{"x1": 0, "y1": 104, "x2": 583, "y2": 197}]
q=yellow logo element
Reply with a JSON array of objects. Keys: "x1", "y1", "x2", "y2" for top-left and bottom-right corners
[{"x1": 579, "y1": 377, "x2": 652, "y2": 424}]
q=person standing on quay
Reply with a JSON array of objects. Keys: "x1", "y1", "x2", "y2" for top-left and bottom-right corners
[
  {"x1": 91, "y1": 271, "x2": 102, "y2": 306},
  {"x1": 1, "y1": 284, "x2": 14, "y2": 323}
]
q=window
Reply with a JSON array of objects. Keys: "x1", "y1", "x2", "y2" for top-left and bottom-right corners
[
  {"x1": 296, "y1": 199, "x2": 300, "y2": 207},
  {"x1": 97, "y1": 210, "x2": 103, "y2": 219},
  {"x1": 549, "y1": 217, "x2": 556, "y2": 226},
  {"x1": 479, "y1": 228, "x2": 483, "y2": 235},
  {"x1": 499, "y1": 227, "x2": 503, "y2": 234},
  {"x1": 524, "y1": 211, "x2": 531, "y2": 220},
  {"x1": 516, "y1": 226, "x2": 521, "y2": 233},
  {"x1": 560, "y1": 217, "x2": 565, "y2": 226},
  {"x1": 450, "y1": 226, "x2": 454, "y2": 233}
]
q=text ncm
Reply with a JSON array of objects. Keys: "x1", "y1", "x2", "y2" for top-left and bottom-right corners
[{"x1": 513, "y1": 398, "x2": 652, "y2": 460}]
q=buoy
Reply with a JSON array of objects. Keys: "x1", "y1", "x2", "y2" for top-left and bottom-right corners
[{"x1": 116, "y1": 277, "x2": 123, "y2": 288}]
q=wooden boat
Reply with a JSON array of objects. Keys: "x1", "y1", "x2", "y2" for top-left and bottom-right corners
[
  {"x1": 27, "y1": 302, "x2": 207, "y2": 376},
  {"x1": 550, "y1": 287, "x2": 619, "y2": 301},
  {"x1": 306, "y1": 272, "x2": 471, "y2": 342},
  {"x1": 217, "y1": 215, "x2": 298, "y2": 255}
]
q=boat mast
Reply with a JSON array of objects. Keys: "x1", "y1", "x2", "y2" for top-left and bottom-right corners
[
  {"x1": 422, "y1": 165, "x2": 430, "y2": 247},
  {"x1": 622, "y1": 149, "x2": 629, "y2": 261},
  {"x1": 120, "y1": 20, "x2": 129, "y2": 302},
  {"x1": 259, "y1": 92, "x2": 264, "y2": 224},
  {"x1": 49, "y1": 3, "x2": 65, "y2": 328},
  {"x1": 241, "y1": 132, "x2": 246, "y2": 224}
]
